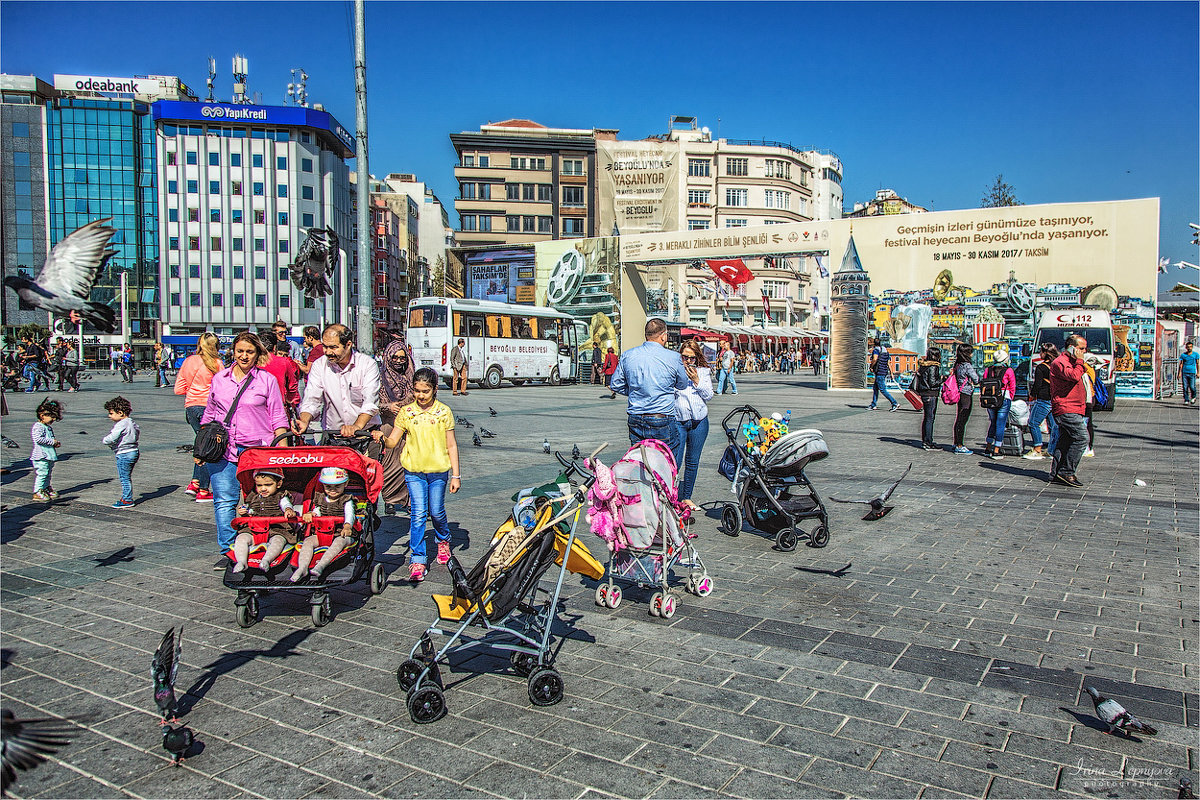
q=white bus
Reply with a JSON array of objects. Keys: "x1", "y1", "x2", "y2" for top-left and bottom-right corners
[
  {"x1": 407, "y1": 297, "x2": 590, "y2": 389},
  {"x1": 1031, "y1": 307, "x2": 1116, "y2": 410}
]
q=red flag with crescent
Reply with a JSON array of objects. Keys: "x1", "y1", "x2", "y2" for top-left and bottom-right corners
[{"x1": 706, "y1": 258, "x2": 754, "y2": 288}]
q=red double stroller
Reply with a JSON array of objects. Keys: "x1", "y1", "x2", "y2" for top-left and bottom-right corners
[{"x1": 222, "y1": 441, "x2": 385, "y2": 628}]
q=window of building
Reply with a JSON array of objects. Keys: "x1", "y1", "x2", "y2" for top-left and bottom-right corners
[
  {"x1": 167, "y1": 151, "x2": 177, "y2": 166},
  {"x1": 252, "y1": 182, "x2": 264, "y2": 196},
  {"x1": 252, "y1": 154, "x2": 263, "y2": 168},
  {"x1": 687, "y1": 219, "x2": 710, "y2": 230},
  {"x1": 255, "y1": 294, "x2": 267, "y2": 308},
  {"x1": 800, "y1": 169, "x2": 810, "y2": 187},
  {"x1": 233, "y1": 292, "x2": 245, "y2": 306},
  {"x1": 231, "y1": 153, "x2": 241, "y2": 167},
  {"x1": 799, "y1": 198, "x2": 809, "y2": 214},
  {"x1": 206, "y1": 180, "x2": 218, "y2": 194},
  {"x1": 277, "y1": 212, "x2": 288, "y2": 225},
  {"x1": 232, "y1": 237, "x2": 243, "y2": 251},
  {"x1": 210, "y1": 236, "x2": 221, "y2": 251},
  {"x1": 301, "y1": 158, "x2": 312, "y2": 173},
  {"x1": 231, "y1": 180, "x2": 242, "y2": 196},
  {"x1": 687, "y1": 189, "x2": 710, "y2": 206},
  {"x1": 254, "y1": 238, "x2": 265, "y2": 252},
  {"x1": 210, "y1": 209, "x2": 221, "y2": 222},
  {"x1": 189, "y1": 292, "x2": 201, "y2": 307},
  {"x1": 278, "y1": 267, "x2": 289, "y2": 280},
  {"x1": 477, "y1": 155, "x2": 489, "y2": 167},
  {"x1": 188, "y1": 235, "x2": 200, "y2": 250},
  {"x1": 764, "y1": 159, "x2": 790, "y2": 180},
  {"x1": 212, "y1": 293, "x2": 223, "y2": 306},
  {"x1": 461, "y1": 154, "x2": 474, "y2": 167},
  {"x1": 522, "y1": 215, "x2": 536, "y2": 232},
  {"x1": 207, "y1": 152, "x2": 219, "y2": 167},
  {"x1": 561, "y1": 158, "x2": 583, "y2": 176},
  {"x1": 688, "y1": 158, "x2": 710, "y2": 177},
  {"x1": 301, "y1": 185, "x2": 314, "y2": 200},
  {"x1": 278, "y1": 240, "x2": 289, "y2": 253},
  {"x1": 726, "y1": 157, "x2": 748, "y2": 176},
  {"x1": 506, "y1": 215, "x2": 520, "y2": 233},
  {"x1": 169, "y1": 236, "x2": 179, "y2": 250},
  {"x1": 506, "y1": 183, "x2": 520, "y2": 201},
  {"x1": 254, "y1": 209, "x2": 266, "y2": 224},
  {"x1": 168, "y1": 209, "x2": 179, "y2": 222},
  {"x1": 231, "y1": 209, "x2": 243, "y2": 223},
  {"x1": 522, "y1": 183, "x2": 536, "y2": 201},
  {"x1": 725, "y1": 218, "x2": 747, "y2": 228},
  {"x1": 170, "y1": 292, "x2": 180, "y2": 306},
  {"x1": 762, "y1": 280, "x2": 788, "y2": 299},
  {"x1": 189, "y1": 264, "x2": 201, "y2": 278},
  {"x1": 169, "y1": 264, "x2": 181, "y2": 279},
  {"x1": 187, "y1": 207, "x2": 200, "y2": 222},
  {"x1": 300, "y1": 132, "x2": 311, "y2": 144},
  {"x1": 186, "y1": 151, "x2": 198, "y2": 165},
  {"x1": 211, "y1": 263, "x2": 223, "y2": 278},
  {"x1": 689, "y1": 309, "x2": 708, "y2": 324},
  {"x1": 725, "y1": 188, "x2": 748, "y2": 207},
  {"x1": 537, "y1": 184, "x2": 552, "y2": 202},
  {"x1": 764, "y1": 190, "x2": 790, "y2": 210},
  {"x1": 478, "y1": 215, "x2": 492, "y2": 232},
  {"x1": 302, "y1": 213, "x2": 314, "y2": 227},
  {"x1": 276, "y1": 156, "x2": 287, "y2": 170},
  {"x1": 168, "y1": 180, "x2": 178, "y2": 194},
  {"x1": 254, "y1": 266, "x2": 267, "y2": 279},
  {"x1": 562, "y1": 186, "x2": 584, "y2": 206},
  {"x1": 562, "y1": 218, "x2": 584, "y2": 236},
  {"x1": 279, "y1": 294, "x2": 290, "y2": 308},
  {"x1": 233, "y1": 265, "x2": 245, "y2": 279},
  {"x1": 11, "y1": 121, "x2": 29, "y2": 137},
  {"x1": 537, "y1": 216, "x2": 552, "y2": 233},
  {"x1": 460, "y1": 182, "x2": 475, "y2": 200},
  {"x1": 510, "y1": 156, "x2": 546, "y2": 170},
  {"x1": 461, "y1": 215, "x2": 477, "y2": 231},
  {"x1": 187, "y1": 180, "x2": 198, "y2": 194},
  {"x1": 277, "y1": 184, "x2": 287, "y2": 198},
  {"x1": 478, "y1": 183, "x2": 491, "y2": 200}
]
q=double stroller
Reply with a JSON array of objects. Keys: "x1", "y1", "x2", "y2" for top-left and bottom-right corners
[
  {"x1": 222, "y1": 435, "x2": 384, "y2": 628},
  {"x1": 718, "y1": 405, "x2": 831, "y2": 551},
  {"x1": 396, "y1": 453, "x2": 604, "y2": 724},
  {"x1": 585, "y1": 439, "x2": 712, "y2": 618}
]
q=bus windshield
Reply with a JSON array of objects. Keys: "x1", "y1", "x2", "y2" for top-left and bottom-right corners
[
  {"x1": 1035, "y1": 327, "x2": 1112, "y2": 355},
  {"x1": 409, "y1": 305, "x2": 448, "y2": 329}
]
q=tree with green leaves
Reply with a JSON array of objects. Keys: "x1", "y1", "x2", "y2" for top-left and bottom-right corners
[{"x1": 981, "y1": 175, "x2": 1022, "y2": 208}]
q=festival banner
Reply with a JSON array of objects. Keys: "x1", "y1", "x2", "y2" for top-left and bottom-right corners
[{"x1": 598, "y1": 140, "x2": 679, "y2": 235}]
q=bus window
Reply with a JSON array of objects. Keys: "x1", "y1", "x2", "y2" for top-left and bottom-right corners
[
  {"x1": 410, "y1": 305, "x2": 448, "y2": 329},
  {"x1": 453, "y1": 312, "x2": 465, "y2": 337},
  {"x1": 467, "y1": 315, "x2": 484, "y2": 338},
  {"x1": 487, "y1": 314, "x2": 513, "y2": 338}
]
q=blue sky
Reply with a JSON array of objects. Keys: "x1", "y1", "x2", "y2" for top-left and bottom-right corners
[{"x1": 3, "y1": 1, "x2": 1197, "y2": 290}]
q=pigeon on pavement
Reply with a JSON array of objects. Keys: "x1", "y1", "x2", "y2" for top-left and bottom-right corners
[
  {"x1": 478, "y1": 428, "x2": 496, "y2": 438},
  {"x1": 1, "y1": 709, "x2": 74, "y2": 794},
  {"x1": 2, "y1": 218, "x2": 118, "y2": 332},
  {"x1": 572, "y1": 444, "x2": 582, "y2": 461},
  {"x1": 830, "y1": 463, "x2": 912, "y2": 520},
  {"x1": 152, "y1": 626, "x2": 183, "y2": 724},
  {"x1": 161, "y1": 724, "x2": 193, "y2": 766},
  {"x1": 455, "y1": 416, "x2": 473, "y2": 429},
  {"x1": 1085, "y1": 685, "x2": 1158, "y2": 737},
  {"x1": 1180, "y1": 778, "x2": 1196, "y2": 799},
  {"x1": 472, "y1": 432, "x2": 482, "y2": 447},
  {"x1": 542, "y1": 437, "x2": 551, "y2": 454},
  {"x1": 1, "y1": 437, "x2": 18, "y2": 449},
  {"x1": 488, "y1": 407, "x2": 498, "y2": 417}
]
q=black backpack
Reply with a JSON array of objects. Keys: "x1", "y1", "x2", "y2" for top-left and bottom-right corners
[{"x1": 978, "y1": 366, "x2": 1003, "y2": 410}]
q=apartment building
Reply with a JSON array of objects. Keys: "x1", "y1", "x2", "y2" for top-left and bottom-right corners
[
  {"x1": 449, "y1": 120, "x2": 608, "y2": 246},
  {"x1": 845, "y1": 188, "x2": 928, "y2": 218},
  {"x1": 383, "y1": 173, "x2": 455, "y2": 297}
]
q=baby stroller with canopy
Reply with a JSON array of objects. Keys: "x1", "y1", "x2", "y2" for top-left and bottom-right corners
[
  {"x1": 718, "y1": 405, "x2": 831, "y2": 551},
  {"x1": 222, "y1": 432, "x2": 384, "y2": 628},
  {"x1": 395, "y1": 450, "x2": 605, "y2": 724},
  {"x1": 586, "y1": 439, "x2": 712, "y2": 619}
]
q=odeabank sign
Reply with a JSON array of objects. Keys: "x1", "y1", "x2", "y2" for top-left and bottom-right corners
[
  {"x1": 53, "y1": 74, "x2": 157, "y2": 95},
  {"x1": 152, "y1": 101, "x2": 356, "y2": 156}
]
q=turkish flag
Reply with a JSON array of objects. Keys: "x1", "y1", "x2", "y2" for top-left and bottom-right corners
[
  {"x1": 706, "y1": 258, "x2": 754, "y2": 288},
  {"x1": 761, "y1": 291, "x2": 772, "y2": 322}
]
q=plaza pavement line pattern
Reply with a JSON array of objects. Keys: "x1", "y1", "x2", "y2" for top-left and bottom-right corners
[{"x1": 1, "y1": 373, "x2": 1196, "y2": 798}]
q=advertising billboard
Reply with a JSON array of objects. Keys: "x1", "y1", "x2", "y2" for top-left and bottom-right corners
[
  {"x1": 464, "y1": 247, "x2": 536, "y2": 304},
  {"x1": 598, "y1": 140, "x2": 680, "y2": 235},
  {"x1": 534, "y1": 237, "x2": 622, "y2": 352}
]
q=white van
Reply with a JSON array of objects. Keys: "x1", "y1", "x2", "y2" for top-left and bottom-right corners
[{"x1": 1030, "y1": 308, "x2": 1115, "y2": 410}]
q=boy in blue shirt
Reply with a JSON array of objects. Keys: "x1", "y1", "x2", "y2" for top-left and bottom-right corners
[{"x1": 1179, "y1": 340, "x2": 1198, "y2": 405}]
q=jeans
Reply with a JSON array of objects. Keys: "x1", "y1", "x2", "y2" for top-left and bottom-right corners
[
  {"x1": 119, "y1": 362, "x2": 134, "y2": 382},
  {"x1": 920, "y1": 396, "x2": 938, "y2": 445},
  {"x1": 32, "y1": 460, "x2": 53, "y2": 494},
  {"x1": 1051, "y1": 412, "x2": 1088, "y2": 479},
  {"x1": 716, "y1": 367, "x2": 737, "y2": 394},
  {"x1": 677, "y1": 416, "x2": 709, "y2": 502},
  {"x1": 1183, "y1": 373, "x2": 1197, "y2": 403},
  {"x1": 985, "y1": 398, "x2": 1012, "y2": 447},
  {"x1": 115, "y1": 451, "x2": 139, "y2": 502},
  {"x1": 207, "y1": 455, "x2": 242, "y2": 551},
  {"x1": 627, "y1": 413, "x2": 685, "y2": 471},
  {"x1": 23, "y1": 364, "x2": 45, "y2": 391},
  {"x1": 953, "y1": 394, "x2": 973, "y2": 448},
  {"x1": 185, "y1": 405, "x2": 211, "y2": 489},
  {"x1": 1028, "y1": 399, "x2": 1058, "y2": 451},
  {"x1": 870, "y1": 375, "x2": 896, "y2": 408},
  {"x1": 156, "y1": 366, "x2": 168, "y2": 386},
  {"x1": 405, "y1": 471, "x2": 450, "y2": 565}
]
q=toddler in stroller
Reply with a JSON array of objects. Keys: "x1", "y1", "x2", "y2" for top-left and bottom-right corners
[
  {"x1": 231, "y1": 469, "x2": 300, "y2": 573},
  {"x1": 291, "y1": 466, "x2": 357, "y2": 583},
  {"x1": 586, "y1": 439, "x2": 712, "y2": 618},
  {"x1": 718, "y1": 405, "x2": 831, "y2": 551}
]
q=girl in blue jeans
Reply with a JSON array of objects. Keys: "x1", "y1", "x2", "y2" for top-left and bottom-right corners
[{"x1": 373, "y1": 368, "x2": 460, "y2": 582}]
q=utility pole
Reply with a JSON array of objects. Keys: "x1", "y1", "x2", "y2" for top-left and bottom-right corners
[{"x1": 354, "y1": 0, "x2": 373, "y2": 354}]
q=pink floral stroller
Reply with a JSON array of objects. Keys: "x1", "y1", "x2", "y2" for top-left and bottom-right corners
[{"x1": 585, "y1": 439, "x2": 711, "y2": 618}]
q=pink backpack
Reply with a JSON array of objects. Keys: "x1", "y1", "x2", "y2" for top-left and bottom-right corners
[{"x1": 940, "y1": 373, "x2": 961, "y2": 405}]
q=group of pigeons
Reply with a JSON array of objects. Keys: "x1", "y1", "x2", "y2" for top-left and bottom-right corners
[{"x1": 457, "y1": 407, "x2": 499, "y2": 448}]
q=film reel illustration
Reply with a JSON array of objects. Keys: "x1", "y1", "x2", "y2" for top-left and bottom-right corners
[
  {"x1": 1006, "y1": 281, "x2": 1036, "y2": 314},
  {"x1": 546, "y1": 248, "x2": 586, "y2": 306}
]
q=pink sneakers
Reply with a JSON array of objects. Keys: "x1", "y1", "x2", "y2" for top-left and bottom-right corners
[
  {"x1": 194, "y1": 489, "x2": 214, "y2": 502},
  {"x1": 185, "y1": 479, "x2": 199, "y2": 497},
  {"x1": 436, "y1": 541, "x2": 451, "y2": 565},
  {"x1": 409, "y1": 563, "x2": 426, "y2": 581}
]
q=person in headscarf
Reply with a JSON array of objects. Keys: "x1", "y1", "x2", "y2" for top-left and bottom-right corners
[{"x1": 377, "y1": 335, "x2": 415, "y2": 509}]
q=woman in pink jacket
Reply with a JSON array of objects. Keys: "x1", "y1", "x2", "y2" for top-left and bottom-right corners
[{"x1": 174, "y1": 333, "x2": 222, "y2": 501}]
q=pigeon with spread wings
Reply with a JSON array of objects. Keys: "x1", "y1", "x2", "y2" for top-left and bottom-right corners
[
  {"x1": 152, "y1": 626, "x2": 183, "y2": 724},
  {"x1": 2, "y1": 219, "x2": 117, "y2": 332},
  {"x1": 1, "y1": 709, "x2": 75, "y2": 794},
  {"x1": 829, "y1": 463, "x2": 912, "y2": 520}
]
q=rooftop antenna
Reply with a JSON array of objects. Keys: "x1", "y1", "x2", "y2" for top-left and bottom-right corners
[
  {"x1": 231, "y1": 54, "x2": 249, "y2": 104},
  {"x1": 287, "y1": 68, "x2": 309, "y2": 107},
  {"x1": 206, "y1": 57, "x2": 216, "y2": 102}
]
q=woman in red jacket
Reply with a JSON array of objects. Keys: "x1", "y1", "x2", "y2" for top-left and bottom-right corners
[{"x1": 602, "y1": 347, "x2": 619, "y2": 399}]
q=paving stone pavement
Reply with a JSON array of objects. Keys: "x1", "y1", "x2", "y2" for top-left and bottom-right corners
[{"x1": 1, "y1": 371, "x2": 1197, "y2": 799}]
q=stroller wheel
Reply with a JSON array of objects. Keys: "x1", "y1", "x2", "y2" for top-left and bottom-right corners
[
  {"x1": 775, "y1": 528, "x2": 799, "y2": 552},
  {"x1": 369, "y1": 562, "x2": 387, "y2": 595},
  {"x1": 720, "y1": 504, "x2": 742, "y2": 537},
  {"x1": 510, "y1": 652, "x2": 538, "y2": 678},
  {"x1": 310, "y1": 595, "x2": 332, "y2": 627},
  {"x1": 807, "y1": 524, "x2": 830, "y2": 549},
  {"x1": 594, "y1": 584, "x2": 608, "y2": 607},
  {"x1": 649, "y1": 591, "x2": 663, "y2": 617},
  {"x1": 606, "y1": 584, "x2": 622, "y2": 609},
  {"x1": 689, "y1": 575, "x2": 714, "y2": 597},
  {"x1": 660, "y1": 594, "x2": 678, "y2": 619},
  {"x1": 527, "y1": 666, "x2": 564, "y2": 706},
  {"x1": 397, "y1": 659, "x2": 423, "y2": 691},
  {"x1": 407, "y1": 685, "x2": 447, "y2": 724},
  {"x1": 236, "y1": 602, "x2": 256, "y2": 628}
]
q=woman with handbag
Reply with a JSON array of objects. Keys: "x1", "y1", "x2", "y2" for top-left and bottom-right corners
[
  {"x1": 913, "y1": 347, "x2": 942, "y2": 451},
  {"x1": 175, "y1": 332, "x2": 222, "y2": 502},
  {"x1": 199, "y1": 332, "x2": 290, "y2": 568}
]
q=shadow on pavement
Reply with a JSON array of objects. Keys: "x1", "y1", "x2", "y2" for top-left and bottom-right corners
[{"x1": 178, "y1": 629, "x2": 314, "y2": 716}]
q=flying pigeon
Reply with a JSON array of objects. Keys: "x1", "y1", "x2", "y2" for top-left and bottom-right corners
[
  {"x1": 1180, "y1": 779, "x2": 1196, "y2": 800},
  {"x1": 829, "y1": 463, "x2": 912, "y2": 520},
  {"x1": 2, "y1": 219, "x2": 118, "y2": 332},
  {"x1": 161, "y1": 724, "x2": 193, "y2": 766},
  {"x1": 176, "y1": 444, "x2": 194, "y2": 453},
  {"x1": 455, "y1": 416, "x2": 473, "y2": 429},
  {"x1": 542, "y1": 437, "x2": 551, "y2": 454},
  {"x1": 1, "y1": 436, "x2": 18, "y2": 449},
  {"x1": 1085, "y1": 686, "x2": 1158, "y2": 737},
  {"x1": 572, "y1": 444, "x2": 582, "y2": 461},
  {"x1": 479, "y1": 428, "x2": 496, "y2": 438},
  {"x1": 152, "y1": 626, "x2": 183, "y2": 723},
  {"x1": 488, "y1": 407, "x2": 498, "y2": 417},
  {"x1": 1, "y1": 709, "x2": 74, "y2": 794},
  {"x1": 472, "y1": 432, "x2": 482, "y2": 447},
  {"x1": 288, "y1": 226, "x2": 340, "y2": 298}
]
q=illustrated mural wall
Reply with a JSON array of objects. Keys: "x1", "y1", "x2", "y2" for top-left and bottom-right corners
[{"x1": 533, "y1": 236, "x2": 622, "y2": 351}]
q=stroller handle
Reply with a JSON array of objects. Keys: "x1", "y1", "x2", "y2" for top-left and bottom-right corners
[
  {"x1": 721, "y1": 404, "x2": 762, "y2": 429},
  {"x1": 271, "y1": 429, "x2": 374, "y2": 449},
  {"x1": 555, "y1": 442, "x2": 607, "y2": 483}
]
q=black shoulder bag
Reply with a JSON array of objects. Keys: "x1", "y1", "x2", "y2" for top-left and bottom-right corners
[{"x1": 193, "y1": 371, "x2": 257, "y2": 463}]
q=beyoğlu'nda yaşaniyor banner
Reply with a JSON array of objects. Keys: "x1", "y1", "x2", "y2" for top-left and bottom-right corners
[{"x1": 598, "y1": 140, "x2": 679, "y2": 235}]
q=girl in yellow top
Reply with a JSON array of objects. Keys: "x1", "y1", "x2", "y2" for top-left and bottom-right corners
[{"x1": 373, "y1": 367, "x2": 460, "y2": 581}]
